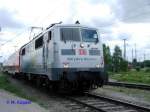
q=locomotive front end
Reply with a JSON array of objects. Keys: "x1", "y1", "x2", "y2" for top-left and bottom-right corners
[{"x1": 53, "y1": 25, "x2": 108, "y2": 91}]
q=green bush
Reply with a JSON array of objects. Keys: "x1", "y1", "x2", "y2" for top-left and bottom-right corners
[
  {"x1": 111, "y1": 71, "x2": 150, "y2": 85},
  {"x1": 145, "y1": 68, "x2": 150, "y2": 72},
  {"x1": 120, "y1": 60, "x2": 128, "y2": 72},
  {"x1": 136, "y1": 66, "x2": 140, "y2": 71}
]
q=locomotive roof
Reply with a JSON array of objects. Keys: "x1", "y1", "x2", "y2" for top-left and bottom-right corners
[
  {"x1": 53, "y1": 24, "x2": 98, "y2": 29},
  {"x1": 20, "y1": 24, "x2": 98, "y2": 50}
]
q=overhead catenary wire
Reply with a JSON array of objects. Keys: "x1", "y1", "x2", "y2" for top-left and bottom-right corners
[
  {"x1": 0, "y1": 29, "x2": 27, "y2": 48},
  {"x1": 36, "y1": 0, "x2": 64, "y2": 27},
  {"x1": 0, "y1": 0, "x2": 64, "y2": 49}
]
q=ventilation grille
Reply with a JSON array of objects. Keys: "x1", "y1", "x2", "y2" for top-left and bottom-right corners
[
  {"x1": 89, "y1": 50, "x2": 100, "y2": 55},
  {"x1": 61, "y1": 49, "x2": 76, "y2": 55}
]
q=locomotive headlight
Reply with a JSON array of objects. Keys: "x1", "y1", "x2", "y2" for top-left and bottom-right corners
[
  {"x1": 96, "y1": 64, "x2": 100, "y2": 68},
  {"x1": 80, "y1": 43, "x2": 84, "y2": 48},
  {"x1": 63, "y1": 64, "x2": 69, "y2": 68}
]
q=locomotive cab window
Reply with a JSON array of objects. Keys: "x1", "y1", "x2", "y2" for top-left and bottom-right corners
[
  {"x1": 35, "y1": 36, "x2": 43, "y2": 49},
  {"x1": 81, "y1": 29, "x2": 99, "y2": 43},
  {"x1": 21, "y1": 48, "x2": 25, "y2": 55},
  {"x1": 60, "y1": 28, "x2": 80, "y2": 41}
]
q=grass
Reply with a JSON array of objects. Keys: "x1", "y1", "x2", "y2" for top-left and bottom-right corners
[
  {"x1": 0, "y1": 73, "x2": 37, "y2": 102},
  {"x1": 103, "y1": 86, "x2": 150, "y2": 102},
  {"x1": 109, "y1": 70, "x2": 150, "y2": 85},
  {"x1": 0, "y1": 73, "x2": 49, "y2": 108}
]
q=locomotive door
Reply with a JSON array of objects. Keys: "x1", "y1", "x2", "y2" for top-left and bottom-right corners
[
  {"x1": 43, "y1": 34, "x2": 48, "y2": 72},
  {"x1": 43, "y1": 30, "x2": 52, "y2": 73}
]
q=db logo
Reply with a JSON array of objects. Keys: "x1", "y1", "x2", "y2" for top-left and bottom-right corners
[{"x1": 79, "y1": 49, "x2": 87, "y2": 55}]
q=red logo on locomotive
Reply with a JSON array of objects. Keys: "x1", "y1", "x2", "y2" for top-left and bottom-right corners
[{"x1": 79, "y1": 49, "x2": 87, "y2": 55}]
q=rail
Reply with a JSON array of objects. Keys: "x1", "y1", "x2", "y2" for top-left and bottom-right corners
[
  {"x1": 65, "y1": 93, "x2": 150, "y2": 112},
  {"x1": 107, "y1": 81, "x2": 150, "y2": 90}
]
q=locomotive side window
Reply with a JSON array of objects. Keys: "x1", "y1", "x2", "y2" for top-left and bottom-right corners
[
  {"x1": 21, "y1": 48, "x2": 25, "y2": 55},
  {"x1": 35, "y1": 36, "x2": 43, "y2": 49},
  {"x1": 47, "y1": 31, "x2": 51, "y2": 42},
  {"x1": 60, "y1": 28, "x2": 80, "y2": 41}
]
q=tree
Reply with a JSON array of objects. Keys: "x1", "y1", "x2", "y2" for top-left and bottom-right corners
[
  {"x1": 132, "y1": 58, "x2": 137, "y2": 67},
  {"x1": 144, "y1": 60, "x2": 150, "y2": 67},
  {"x1": 120, "y1": 59, "x2": 128, "y2": 72},
  {"x1": 103, "y1": 44, "x2": 128, "y2": 72},
  {"x1": 103, "y1": 44, "x2": 112, "y2": 71},
  {"x1": 112, "y1": 46, "x2": 122, "y2": 72}
]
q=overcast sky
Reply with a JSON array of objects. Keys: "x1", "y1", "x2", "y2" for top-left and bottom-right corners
[{"x1": 0, "y1": 0, "x2": 150, "y2": 62}]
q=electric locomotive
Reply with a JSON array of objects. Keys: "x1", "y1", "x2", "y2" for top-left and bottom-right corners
[{"x1": 3, "y1": 22, "x2": 108, "y2": 92}]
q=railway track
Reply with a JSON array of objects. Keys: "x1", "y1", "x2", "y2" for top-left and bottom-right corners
[
  {"x1": 107, "y1": 82, "x2": 150, "y2": 90},
  {"x1": 65, "y1": 93, "x2": 150, "y2": 112},
  {"x1": 4, "y1": 73, "x2": 150, "y2": 112}
]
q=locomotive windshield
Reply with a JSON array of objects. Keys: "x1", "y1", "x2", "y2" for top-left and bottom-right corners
[
  {"x1": 60, "y1": 28, "x2": 98, "y2": 43},
  {"x1": 81, "y1": 29, "x2": 98, "y2": 42},
  {"x1": 60, "y1": 28, "x2": 80, "y2": 41}
]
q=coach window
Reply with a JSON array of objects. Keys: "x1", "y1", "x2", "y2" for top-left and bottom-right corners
[
  {"x1": 35, "y1": 36, "x2": 43, "y2": 49},
  {"x1": 47, "y1": 31, "x2": 51, "y2": 42},
  {"x1": 22, "y1": 48, "x2": 25, "y2": 55}
]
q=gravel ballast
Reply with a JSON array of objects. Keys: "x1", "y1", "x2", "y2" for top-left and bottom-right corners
[{"x1": 92, "y1": 86, "x2": 150, "y2": 108}]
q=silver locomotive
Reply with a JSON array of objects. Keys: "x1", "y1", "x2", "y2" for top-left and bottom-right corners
[{"x1": 3, "y1": 22, "x2": 108, "y2": 92}]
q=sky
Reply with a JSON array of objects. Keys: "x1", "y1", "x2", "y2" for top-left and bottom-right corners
[{"x1": 0, "y1": 0, "x2": 150, "y2": 62}]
